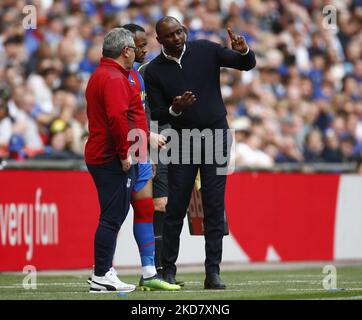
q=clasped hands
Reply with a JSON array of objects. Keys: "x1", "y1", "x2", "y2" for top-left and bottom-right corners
[{"x1": 170, "y1": 28, "x2": 248, "y2": 114}]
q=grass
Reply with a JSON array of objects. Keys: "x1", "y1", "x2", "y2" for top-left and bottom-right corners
[{"x1": 1, "y1": 266, "x2": 362, "y2": 300}]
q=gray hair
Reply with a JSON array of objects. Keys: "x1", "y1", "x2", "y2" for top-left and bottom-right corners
[{"x1": 102, "y1": 28, "x2": 135, "y2": 59}]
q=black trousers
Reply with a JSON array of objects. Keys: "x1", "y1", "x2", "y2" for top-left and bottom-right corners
[
  {"x1": 162, "y1": 119, "x2": 231, "y2": 276},
  {"x1": 87, "y1": 159, "x2": 137, "y2": 275}
]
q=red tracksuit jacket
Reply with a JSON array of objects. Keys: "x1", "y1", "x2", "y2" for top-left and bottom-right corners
[{"x1": 85, "y1": 57, "x2": 148, "y2": 164}]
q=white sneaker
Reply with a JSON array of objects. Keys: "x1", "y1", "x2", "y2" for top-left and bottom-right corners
[
  {"x1": 89, "y1": 268, "x2": 136, "y2": 293},
  {"x1": 87, "y1": 267, "x2": 118, "y2": 285}
]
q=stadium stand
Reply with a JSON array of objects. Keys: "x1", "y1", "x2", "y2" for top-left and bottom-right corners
[{"x1": 0, "y1": 0, "x2": 361, "y2": 172}]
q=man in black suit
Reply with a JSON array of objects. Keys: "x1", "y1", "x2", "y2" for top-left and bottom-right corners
[{"x1": 144, "y1": 16, "x2": 256, "y2": 289}]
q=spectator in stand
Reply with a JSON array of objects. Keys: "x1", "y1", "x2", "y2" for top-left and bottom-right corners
[
  {"x1": 27, "y1": 62, "x2": 60, "y2": 114},
  {"x1": 68, "y1": 106, "x2": 88, "y2": 156},
  {"x1": 232, "y1": 117, "x2": 274, "y2": 168},
  {"x1": 303, "y1": 129, "x2": 325, "y2": 163},
  {"x1": 276, "y1": 135, "x2": 304, "y2": 163},
  {"x1": 0, "y1": 0, "x2": 361, "y2": 173},
  {"x1": 79, "y1": 44, "x2": 103, "y2": 77},
  {"x1": 3, "y1": 35, "x2": 27, "y2": 69},
  {"x1": 322, "y1": 129, "x2": 342, "y2": 163},
  {"x1": 32, "y1": 119, "x2": 82, "y2": 160},
  {"x1": 340, "y1": 135, "x2": 360, "y2": 163},
  {"x1": 9, "y1": 88, "x2": 44, "y2": 159},
  {"x1": 0, "y1": 89, "x2": 11, "y2": 159}
]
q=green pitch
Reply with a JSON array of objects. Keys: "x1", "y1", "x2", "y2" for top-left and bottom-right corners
[{"x1": 1, "y1": 266, "x2": 362, "y2": 300}]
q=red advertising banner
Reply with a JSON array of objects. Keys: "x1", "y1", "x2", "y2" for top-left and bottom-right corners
[
  {"x1": 0, "y1": 171, "x2": 99, "y2": 271},
  {"x1": 0, "y1": 170, "x2": 345, "y2": 271},
  {"x1": 225, "y1": 172, "x2": 340, "y2": 262}
]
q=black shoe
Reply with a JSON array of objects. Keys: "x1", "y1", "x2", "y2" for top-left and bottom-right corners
[
  {"x1": 163, "y1": 273, "x2": 185, "y2": 287},
  {"x1": 156, "y1": 268, "x2": 163, "y2": 278},
  {"x1": 204, "y1": 273, "x2": 226, "y2": 290}
]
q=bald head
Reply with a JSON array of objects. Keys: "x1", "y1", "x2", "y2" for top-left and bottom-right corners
[
  {"x1": 155, "y1": 16, "x2": 187, "y2": 56},
  {"x1": 155, "y1": 16, "x2": 181, "y2": 36}
]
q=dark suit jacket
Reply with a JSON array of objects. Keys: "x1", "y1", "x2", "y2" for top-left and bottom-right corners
[{"x1": 144, "y1": 39, "x2": 256, "y2": 130}]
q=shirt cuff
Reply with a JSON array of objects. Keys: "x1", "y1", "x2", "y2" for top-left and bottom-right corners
[
  {"x1": 240, "y1": 47, "x2": 250, "y2": 56},
  {"x1": 169, "y1": 106, "x2": 182, "y2": 117}
]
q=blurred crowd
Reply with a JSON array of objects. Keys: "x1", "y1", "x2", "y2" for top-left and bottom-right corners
[{"x1": 0, "y1": 0, "x2": 362, "y2": 171}]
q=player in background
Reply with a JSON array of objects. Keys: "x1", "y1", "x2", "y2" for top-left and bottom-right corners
[
  {"x1": 122, "y1": 23, "x2": 180, "y2": 291},
  {"x1": 137, "y1": 25, "x2": 186, "y2": 287}
]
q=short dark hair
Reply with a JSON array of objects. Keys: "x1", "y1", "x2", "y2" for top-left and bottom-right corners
[
  {"x1": 155, "y1": 16, "x2": 180, "y2": 36},
  {"x1": 4, "y1": 35, "x2": 23, "y2": 46},
  {"x1": 122, "y1": 23, "x2": 145, "y2": 35},
  {"x1": 341, "y1": 135, "x2": 356, "y2": 145}
]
